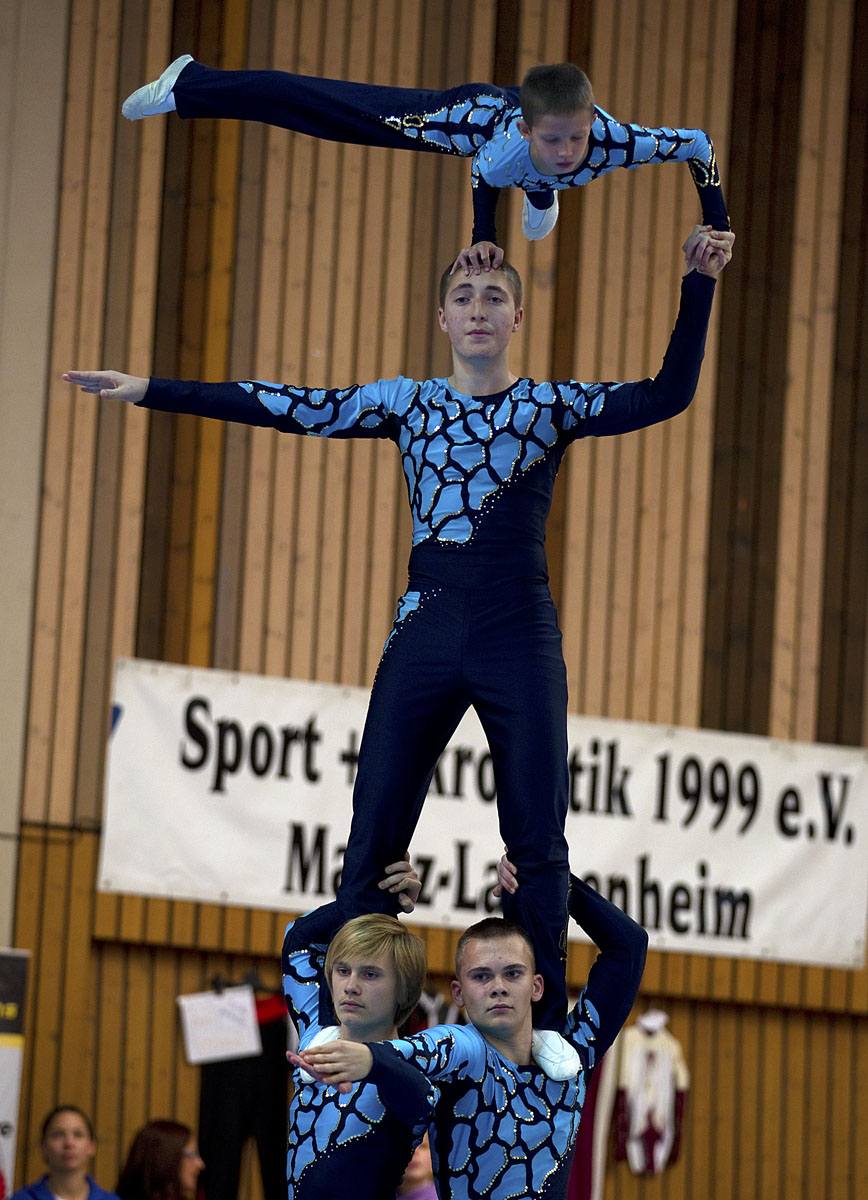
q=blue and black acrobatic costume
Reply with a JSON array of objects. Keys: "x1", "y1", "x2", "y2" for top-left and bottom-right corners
[
  {"x1": 281, "y1": 903, "x2": 437, "y2": 1198},
  {"x1": 138, "y1": 268, "x2": 716, "y2": 1031},
  {"x1": 168, "y1": 60, "x2": 730, "y2": 243},
  {"x1": 373, "y1": 876, "x2": 648, "y2": 1199}
]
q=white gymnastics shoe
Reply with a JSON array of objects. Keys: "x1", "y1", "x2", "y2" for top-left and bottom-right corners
[
  {"x1": 122, "y1": 54, "x2": 194, "y2": 120},
  {"x1": 521, "y1": 191, "x2": 559, "y2": 240},
  {"x1": 532, "y1": 1028, "x2": 580, "y2": 1079}
]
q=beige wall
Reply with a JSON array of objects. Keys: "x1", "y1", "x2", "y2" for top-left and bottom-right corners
[{"x1": 0, "y1": 0, "x2": 70, "y2": 944}]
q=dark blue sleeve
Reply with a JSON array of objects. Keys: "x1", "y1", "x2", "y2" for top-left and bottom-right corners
[
  {"x1": 140, "y1": 377, "x2": 399, "y2": 440},
  {"x1": 470, "y1": 175, "x2": 502, "y2": 245},
  {"x1": 282, "y1": 902, "x2": 345, "y2": 1031},
  {"x1": 560, "y1": 270, "x2": 716, "y2": 438},
  {"x1": 568, "y1": 874, "x2": 648, "y2": 1059},
  {"x1": 367, "y1": 1042, "x2": 438, "y2": 1126}
]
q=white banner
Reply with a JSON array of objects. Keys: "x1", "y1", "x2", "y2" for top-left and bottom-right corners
[{"x1": 99, "y1": 658, "x2": 868, "y2": 968}]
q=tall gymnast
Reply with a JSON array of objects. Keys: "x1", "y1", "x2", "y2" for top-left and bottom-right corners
[
  {"x1": 122, "y1": 59, "x2": 729, "y2": 268},
  {"x1": 64, "y1": 224, "x2": 733, "y2": 1031}
]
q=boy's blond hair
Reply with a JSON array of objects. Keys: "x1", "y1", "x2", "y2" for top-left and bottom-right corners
[
  {"x1": 520, "y1": 63, "x2": 595, "y2": 127},
  {"x1": 325, "y1": 913, "x2": 427, "y2": 1029}
]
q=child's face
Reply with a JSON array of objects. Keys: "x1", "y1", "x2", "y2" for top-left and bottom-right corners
[
  {"x1": 518, "y1": 109, "x2": 593, "y2": 176},
  {"x1": 41, "y1": 1111, "x2": 96, "y2": 1174},
  {"x1": 331, "y1": 951, "x2": 399, "y2": 1039},
  {"x1": 451, "y1": 935, "x2": 543, "y2": 1047}
]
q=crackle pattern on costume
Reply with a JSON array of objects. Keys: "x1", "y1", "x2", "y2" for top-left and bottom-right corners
[
  {"x1": 471, "y1": 104, "x2": 721, "y2": 194},
  {"x1": 381, "y1": 89, "x2": 505, "y2": 155},
  {"x1": 390, "y1": 988, "x2": 604, "y2": 1199},
  {"x1": 241, "y1": 375, "x2": 618, "y2": 546},
  {"x1": 282, "y1": 918, "x2": 435, "y2": 1199}
]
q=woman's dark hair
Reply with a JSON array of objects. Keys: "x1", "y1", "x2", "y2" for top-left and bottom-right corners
[
  {"x1": 41, "y1": 1106, "x2": 95, "y2": 1141},
  {"x1": 116, "y1": 1120, "x2": 191, "y2": 1200}
]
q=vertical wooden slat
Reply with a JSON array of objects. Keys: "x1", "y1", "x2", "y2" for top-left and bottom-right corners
[
  {"x1": 782, "y1": 1011, "x2": 809, "y2": 1199},
  {"x1": 770, "y1": 0, "x2": 853, "y2": 743},
  {"x1": 22, "y1": 0, "x2": 95, "y2": 825},
  {"x1": 568, "y1": 0, "x2": 624, "y2": 719},
  {"x1": 702, "y1": 0, "x2": 807, "y2": 736},
  {"x1": 736, "y1": 1006, "x2": 762, "y2": 1199}
]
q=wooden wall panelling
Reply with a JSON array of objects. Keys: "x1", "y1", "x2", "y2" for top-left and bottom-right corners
[
  {"x1": 74, "y1": 0, "x2": 146, "y2": 828},
  {"x1": 12, "y1": 833, "x2": 48, "y2": 1162},
  {"x1": 684, "y1": 998, "x2": 714, "y2": 1199},
  {"x1": 596, "y1": 0, "x2": 651, "y2": 724},
  {"x1": 149, "y1": 949, "x2": 184, "y2": 1115},
  {"x1": 829, "y1": 1018, "x2": 856, "y2": 1198},
  {"x1": 222, "y1": 905, "x2": 249, "y2": 955},
  {"x1": 159, "y1": 2, "x2": 222, "y2": 670},
  {"x1": 141, "y1": 895, "x2": 174, "y2": 960},
  {"x1": 214, "y1": 14, "x2": 269, "y2": 672},
  {"x1": 186, "y1": 0, "x2": 250, "y2": 672},
  {"x1": 231, "y1": 101, "x2": 274, "y2": 678},
  {"x1": 506, "y1": 0, "x2": 573, "y2": 614},
  {"x1": 21, "y1": 0, "x2": 94, "y2": 826},
  {"x1": 23, "y1": 835, "x2": 64, "y2": 1123},
  {"x1": 543, "y1": 2, "x2": 593, "y2": 613},
  {"x1": 174, "y1": 952, "x2": 208, "y2": 1124},
  {"x1": 565, "y1": 0, "x2": 625, "y2": 721},
  {"x1": 818, "y1": 0, "x2": 868, "y2": 751},
  {"x1": 311, "y1": 0, "x2": 362, "y2": 685},
  {"x1": 50, "y1": 0, "x2": 121, "y2": 830},
  {"x1": 0, "y1": 0, "x2": 71, "y2": 939},
  {"x1": 612, "y1": 0, "x2": 667, "y2": 720},
  {"x1": 770, "y1": 0, "x2": 853, "y2": 744},
  {"x1": 257, "y1": 116, "x2": 294, "y2": 697},
  {"x1": 250, "y1": 907, "x2": 284, "y2": 957},
  {"x1": 120, "y1": 947, "x2": 153, "y2": 1133},
  {"x1": 555, "y1": 0, "x2": 603, "y2": 715},
  {"x1": 806, "y1": 1016, "x2": 833, "y2": 1198},
  {"x1": 236, "y1": 1, "x2": 296, "y2": 682},
  {"x1": 93, "y1": 885, "x2": 122, "y2": 941},
  {"x1": 758, "y1": 1006, "x2": 787, "y2": 1200},
  {"x1": 92, "y1": 944, "x2": 125, "y2": 1184},
  {"x1": 735, "y1": 1005, "x2": 763, "y2": 1199},
  {"x1": 854, "y1": 1019, "x2": 868, "y2": 1198},
  {"x1": 667, "y1": 0, "x2": 737, "y2": 730},
  {"x1": 359, "y1": 0, "x2": 420, "y2": 685},
  {"x1": 629, "y1": 0, "x2": 683, "y2": 730},
  {"x1": 712, "y1": 1005, "x2": 738, "y2": 1196},
  {"x1": 280, "y1": 3, "x2": 331, "y2": 684},
  {"x1": 376, "y1": 0, "x2": 430, "y2": 634},
  {"x1": 57, "y1": 833, "x2": 100, "y2": 1101},
  {"x1": 140, "y1": 0, "x2": 205, "y2": 663},
  {"x1": 119, "y1": 893, "x2": 147, "y2": 945},
  {"x1": 702, "y1": 0, "x2": 806, "y2": 736},
  {"x1": 507, "y1": 0, "x2": 570, "y2": 386},
  {"x1": 328, "y1": 0, "x2": 384, "y2": 687}
]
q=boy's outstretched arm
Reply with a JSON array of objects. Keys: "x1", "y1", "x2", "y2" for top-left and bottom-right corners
[
  {"x1": 63, "y1": 370, "x2": 147, "y2": 402},
  {"x1": 291, "y1": 1039, "x2": 436, "y2": 1124}
]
